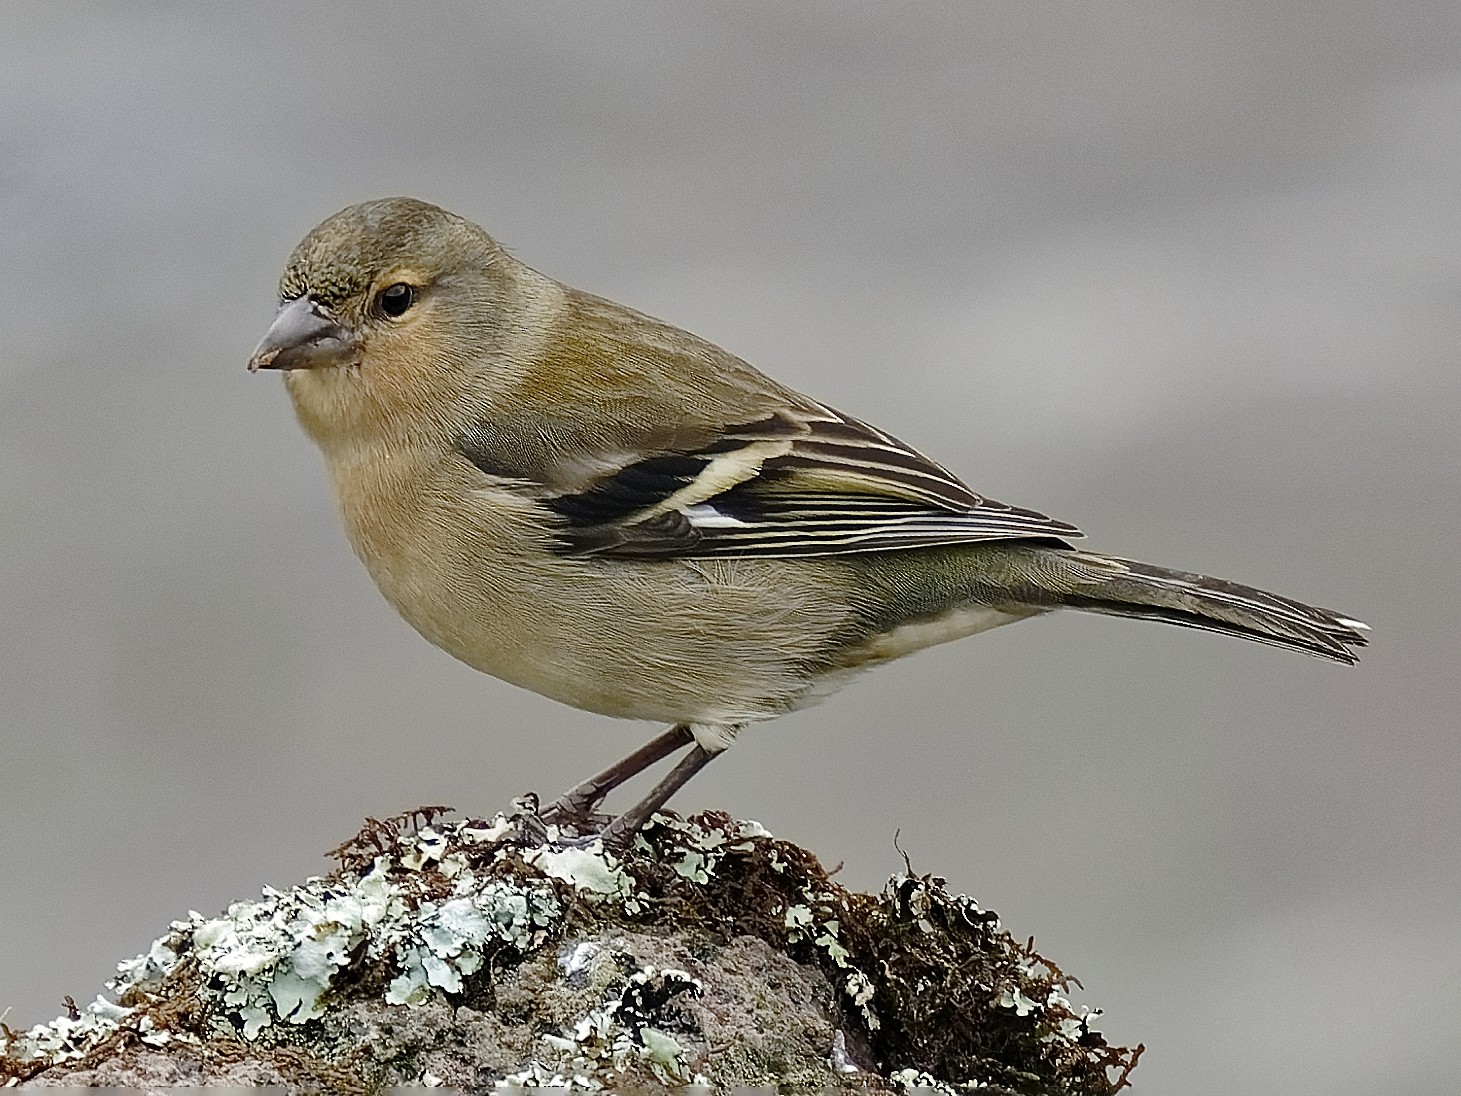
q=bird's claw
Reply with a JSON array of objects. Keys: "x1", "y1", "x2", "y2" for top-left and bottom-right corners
[
  {"x1": 537, "y1": 788, "x2": 610, "y2": 827},
  {"x1": 507, "y1": 790, "x2": 619, "y2": 848}
]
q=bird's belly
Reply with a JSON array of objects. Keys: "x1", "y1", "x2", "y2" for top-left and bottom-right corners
[{"x1": 339, "y1": 477, "x2": 852, "y2": 727}]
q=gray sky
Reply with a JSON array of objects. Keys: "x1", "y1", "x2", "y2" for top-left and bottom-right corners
[{"x1": 2, "y1": 5, "x2": 1458, "y2": 1093}]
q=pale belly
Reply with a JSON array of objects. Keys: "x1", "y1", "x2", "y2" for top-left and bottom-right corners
[{"x1": 342, "y1": 480, "x2": 857, "y2": 726}]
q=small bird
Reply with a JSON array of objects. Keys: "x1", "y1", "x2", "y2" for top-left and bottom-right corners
[{"x1": 250, "y1": 197, "x2": 1368, "y2": 844}]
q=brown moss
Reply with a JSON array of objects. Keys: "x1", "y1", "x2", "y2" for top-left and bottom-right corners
[{"x1": 604, "y1": 811, "x2": 1142, "y2": 1094}]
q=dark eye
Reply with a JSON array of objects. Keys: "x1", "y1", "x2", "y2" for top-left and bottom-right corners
[{"x1": 378, "y1": 283, "x2": 415, "y2": 318}]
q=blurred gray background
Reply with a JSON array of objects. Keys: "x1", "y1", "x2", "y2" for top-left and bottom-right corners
[{"x1": 2, "y1": 4, "x2": 1457, "y2": 1093}]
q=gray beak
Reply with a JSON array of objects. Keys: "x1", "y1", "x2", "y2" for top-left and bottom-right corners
[{"x1": 248, "y1": 296, "x2": 357, "y2": 372}]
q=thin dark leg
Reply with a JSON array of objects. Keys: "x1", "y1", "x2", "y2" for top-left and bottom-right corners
[
  {"x1": 539, "y1": 723, "x2": 694, "y2": 823},
  {"x1": 597, "y1": 744, "x2": 718, "y2": 848}
]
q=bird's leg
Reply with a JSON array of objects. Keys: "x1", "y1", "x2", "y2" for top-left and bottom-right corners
[
  {"x1": 539, "y1": 723, "x2": 694, "y2": 824},
  {"x1": 596, "y1": 744, "x2": 718, "y2": 849}
]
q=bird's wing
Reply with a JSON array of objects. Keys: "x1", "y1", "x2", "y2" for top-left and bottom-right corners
[{"x1": 465, "y1": 403, "x2": 1081, "y2": 559}]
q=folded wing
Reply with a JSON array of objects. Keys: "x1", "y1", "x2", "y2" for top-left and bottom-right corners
[{"x1": 529, "y1": 405, "x2": 1081, "y2": 559}]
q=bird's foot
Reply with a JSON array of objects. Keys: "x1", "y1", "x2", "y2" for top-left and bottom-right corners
[
  {"x1": 506, "y1": 791, "x2": 617, "y2": 848},
  {"x1": 537, "y1": 787, "x2": 609, "y2": 829},
  {"x1": 543, "y1": 816, "x2": 638, "y2": 854},
  {"x1": 501, "y1": 793, "x2": 551, "y2": 846}
]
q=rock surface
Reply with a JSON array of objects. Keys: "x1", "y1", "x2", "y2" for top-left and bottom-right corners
[{"x1": 2, "y1": 806, "x2": 1141, "y2": 1094}]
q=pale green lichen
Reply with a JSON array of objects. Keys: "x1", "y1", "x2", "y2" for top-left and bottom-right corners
[
  {"x1": 185, "y1": 833, "x2": 567, "y2": 1033},
  {"x1": 784, "y1": 903, "x2": 815, "y2": 938},
  {"x1": 4, "y1": 814, "x2": 581, "y2": 1062},
  {"x1": 0, "y1": 996, "x2": 134, "y2": 1066},
  {"x1": 524, "y1": 843, "x2": 632, "y2": 902},
  {"x1": 635, "y1": 813, "x2": 738, "y2": 886},
  {"x1": 182, "y1": 859, "x2": 415, "y2": 1036},
  {"x1": 997, "y1": 988, "x2": 1039, "y2": 1019},
  {"x1": 388, "y1": 879, "x2": 560, "y2": 1006},
  {"x1": 779, "y1": 883, "x2": 877, "y2": 1029},
  {"x1": 3, "y1": 813, "x2": 704, "y2": 1074},
  {"x1": 506, "y1": 963, "x2": 707, "y2": 1089},
  {"x1": 891, "y1": 1066, "x2": 982, "y2": 1093}
]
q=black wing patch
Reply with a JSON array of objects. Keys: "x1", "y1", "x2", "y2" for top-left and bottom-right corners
[{"x1": 544, "y1": 454, "x2": 714, "y2": 526}]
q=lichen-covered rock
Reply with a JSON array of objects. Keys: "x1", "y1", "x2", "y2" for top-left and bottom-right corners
[{"x1": 1, "y1": 806, "x2": 1141, "y2": 1094}]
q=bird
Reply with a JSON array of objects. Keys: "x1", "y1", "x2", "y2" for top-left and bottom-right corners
[{"x1": 249, "y1": 196, "x2": 1368, "y2": 845}]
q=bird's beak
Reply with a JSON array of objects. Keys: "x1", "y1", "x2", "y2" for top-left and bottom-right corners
[{"x1": 248, "y1": 296, "x2": 357, "y2": 372}]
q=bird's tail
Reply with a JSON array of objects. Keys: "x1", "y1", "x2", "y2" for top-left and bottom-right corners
[{"x1": 1046, "y1": 550, "x2": 1369, "y2": 664}]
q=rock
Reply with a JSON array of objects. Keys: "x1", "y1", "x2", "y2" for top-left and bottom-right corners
[{"x1": 1, "y1": 807, "x2": 1141, "y2": 1094}]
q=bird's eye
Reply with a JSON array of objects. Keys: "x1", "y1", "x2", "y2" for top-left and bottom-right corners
[{"x1": 378, "y1": 283, "x2": 415, "y2": 318}]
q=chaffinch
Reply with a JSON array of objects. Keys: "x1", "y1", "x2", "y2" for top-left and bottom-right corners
[{"x1": 249, "y1": 197, "x2": 1367, "y2": 842}]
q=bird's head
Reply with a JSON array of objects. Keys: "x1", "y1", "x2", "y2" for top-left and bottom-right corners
[{"x1": 249, "y1": 197, "x2": 537, "y2": 449}]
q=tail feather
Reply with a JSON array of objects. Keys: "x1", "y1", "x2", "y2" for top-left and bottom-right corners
[{"x1": 1054, "y1": 552, "x2": 1369, "y2": 664}]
